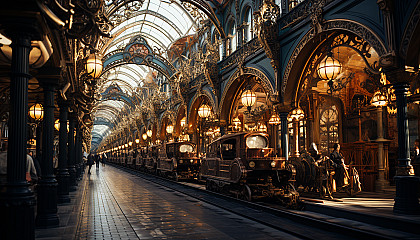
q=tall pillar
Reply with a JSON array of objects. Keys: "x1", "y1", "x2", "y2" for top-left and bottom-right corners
[
  {"x1": 67, "y1": 112, "x2": 77, "y2": 191},
  {"x1": 0, "y1": 30, "x2": 36, "y2": 240},
  {"x1": 291, "y1": 119, "x2": 300, "y2": 157},
  {"x1": 36, "y1": 75, "x2": 59, "y2": 228},
  {"x1": 56, "y1": 100, "x2": 70, "y2": 203},
  {"x1": 280, "y1": 112, "x2": 289, "y2": 160},
  {"x1": 375, "y1": 106, "x2": 389, "y2": 191},
  {"x1": 75, "y1": 124, "x2": 83, "y2": 179},
  {"x1": 392, "y1": 81, "x2": 420, "y2": 214}
]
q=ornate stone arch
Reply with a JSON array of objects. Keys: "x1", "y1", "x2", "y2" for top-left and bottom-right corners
[
  {"x1": 282, "y1": 19, "x2": 388, "y2": 102},
  {"x1": 400, "y1": 0, "x2": 420, "y2": 65},
  {"x1": 219, "y1": 66, "x2": 275, "y2": 120}
]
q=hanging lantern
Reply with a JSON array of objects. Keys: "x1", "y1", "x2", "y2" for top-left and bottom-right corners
[
  {"x1": 258, "y1": 123, "x2": 267, "y2": 132},
  {"x1": 146, "y1": 129, "x2": 153, "y2": 138},
  {"x1": 241, "y1": 89, "x2": 256, "y2": 108},
  {"x1": 85, "y1": 52, "x2": 103, "y2": 78},
  {"x1": 135, "y1": 139, "x2": 140, "y2": 144},
  {"x1": 166, "y1": 124, "x2": 174, "y2": 134},
  {"x1": 142, "y1": 133, "x2": 147, "y2": 140},
  {"x1": 232, "y1": 116, "x2": 241, "y2": 125},
  {"x1": 317, "y1": 52, "x2": 342, "y2": 80},
  {"x1": 290, "y1": 107, "x2": 305, "y2": 121},
  {"x1": 268, "y1": 112, "x2": 281, "y2": 125},
  {"x1": 29, "y1": 103, "x2": 44, "y2": 121},
  {"x1": 198, "y1": 104, "x2": 212, "y2": 118},
  {"x1": 54, "y1": 119, "x2": 60, "y2": 131},
  {"x1": 180, "y1": 117, "x2": 187, "y2": 127},
  {"x1": 371, "y1": 91, "x2": 388, "y2": 107}
]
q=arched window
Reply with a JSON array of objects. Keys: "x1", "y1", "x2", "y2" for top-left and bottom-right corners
[
  {"x1": 244, "y1": 7, "x2": 253, "y2": 42},
  {"x1": 319, "y1": 103, "x2": 339, "y2": 154},
  {"x1": 227, "y1": 20, "x2": 236, "y2": 55}
]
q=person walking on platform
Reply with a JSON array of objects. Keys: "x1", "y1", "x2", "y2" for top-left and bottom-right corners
[
  {"x1": 95, "y1": 154, "x2": 100, "y2": 169},
  {"x1": 102, "y1": 152, "x2": 107, "y2": 167},
  {"x1": 87, "y1": 153, "x2": 94, "y2": 174}
]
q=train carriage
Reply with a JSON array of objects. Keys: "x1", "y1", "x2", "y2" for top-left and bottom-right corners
[
  {"x1": 157, "y1": 142, "x2": 200, "y2": 181},
  {"x1": 143, "y1": 144, "x2": 159, "y2": 173},
  {"x1": 201, "y1": 132, "x2": 299, "y2": 207}
]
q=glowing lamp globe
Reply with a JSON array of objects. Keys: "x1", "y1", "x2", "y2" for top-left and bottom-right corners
[
  {"x1": 198, "y1": 104, "x2": 211, "y2": 118},
  {"x1": 317, "y1": 53, "x2": 342, "y2": 80},
  {"x1": 146, "y1": 129, "x2": 152, "y2": 138},
  {"x1": 241, "y1": 89, "x2": 256, "y2": 108},
  {"x1": 290, "y1": 107, "x2": 305, "y2": 121},
  {"x1": 142, "y1": 133, "x2": 147, "y2": 140},
  {"x1": 128, "y1": 141, "x2": 133, "y2": 146},
  {"x1": 85, "y1": 53, "x2": 103, "y2": 78},
  {"x1": 268, "y1": 112, "x2": 281, "y2": 125},
  {"x1": 232, "y1": 116, "x2": 241, "y2": 125},
  {"x1": 371, "y1": 91, "x2": 388, "y2": 107},
  {"x1": 258, "y1": 123, "x2": 267, "y2": 132},
  {"x1": 29, "y1": 103, "x2": 44, "y2": 121},
  {"x1": 166, "y1": 124, "x2": 174, "y2": 134},
  {"x1": 135, "y1": 139, "x2": 140, "y2": 144},
  {"x1": 54, "y1": 119, "x2": 60, "y2": 131}
]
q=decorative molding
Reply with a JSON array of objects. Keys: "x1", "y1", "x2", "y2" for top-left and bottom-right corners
[{"x1": 219, "y1": 38, "x2": 261, "y2": 70}]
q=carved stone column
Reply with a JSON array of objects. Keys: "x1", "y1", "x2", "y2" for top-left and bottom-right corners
[
  {"x1": 0, "y1": 28, "x2": 36, "y2": 240},
  {"x1": 56, "y1": 100, "x2": 70, "y2": 203},
  {"x1": 36, "y1": 72, "x2": 60, "y2": 228},
  {"x1": 67, "y1": 112, "x2": 77, "y2": 191},
  {"x1": 386, "y1": 71, "x2": 420, "y2": 214},
  {"x1": 291, "y1": 119, "x2": 300, "y2": 157},
  {"x1": 280, "y1": 112, "x2": 289, "y2": 160}
]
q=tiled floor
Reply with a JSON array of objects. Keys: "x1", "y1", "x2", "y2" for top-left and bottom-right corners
[{"x1": 74, "y1": 165, "x2": 297, "y2": 239}]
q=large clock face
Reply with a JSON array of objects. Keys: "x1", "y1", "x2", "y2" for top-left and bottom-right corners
[{"x1": 128, "y1": 44, "x2": 149, "y2": 56}]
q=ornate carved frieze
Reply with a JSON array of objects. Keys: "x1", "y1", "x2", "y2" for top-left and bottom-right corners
[
  {"x1": 254, "y1": 0, "x2": 280, "y2": 61},
  {"x1": 219, "y1": 38, "x2": 261, "y2": 70}
]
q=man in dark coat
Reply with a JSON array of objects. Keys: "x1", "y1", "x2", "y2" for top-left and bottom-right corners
[{"x1": 87, "y1": 153, "x2": 94, "y2": 174}]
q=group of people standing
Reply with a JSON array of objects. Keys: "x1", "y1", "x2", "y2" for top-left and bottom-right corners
[{"x1": 87, "y1": 153, "x2": 107, "y2": 174}]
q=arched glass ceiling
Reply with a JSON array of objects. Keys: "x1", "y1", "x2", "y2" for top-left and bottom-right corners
[
  {"x1": 92, "y1": 0, "x2": 205, "y2": 151},
  {"x1": 100, "y1": 0, "x2": 200, "y2": 57},
  {"x1": 99, "y1": 64, "x2": 149, "y2": 95}
]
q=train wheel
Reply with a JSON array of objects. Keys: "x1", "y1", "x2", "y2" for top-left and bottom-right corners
[{"x1": 240, "y1": 185, "x2": 252, "y2": 201}]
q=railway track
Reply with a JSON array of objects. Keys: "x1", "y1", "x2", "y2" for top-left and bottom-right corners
[{"x1": 112, "y1": 164, "x2": 400, "y2": 240}]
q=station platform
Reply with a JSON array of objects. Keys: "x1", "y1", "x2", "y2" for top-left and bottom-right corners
[{"x1": 35, "y1": 165, "x2": 420, "y2": 239}]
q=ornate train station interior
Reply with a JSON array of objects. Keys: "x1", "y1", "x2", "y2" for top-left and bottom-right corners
[{"x1": 0, "y1": 0, "x2": 420, "y2": 239}]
